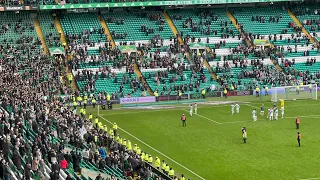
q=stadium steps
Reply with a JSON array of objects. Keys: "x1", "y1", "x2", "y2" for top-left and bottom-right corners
[
  {"x1": 164, "y1": 12, "x2": 183, "y2": 45},
  {"x1": 134, "y1": 63, "x2": 154, "y2": 95},
  {"x1": 34, "y1": 18, "x2": 49, "y2": 54},
  {"x1": 164, "y1": 11, "x2": 192, "y2": 63},
  {"x1": 288, "y1": 9, "x2": 316, "y2": 47},
  {"x1": 270, "y1": 55, "x2": 283, "y2": 71},
  {"x1": 54, "y1": 15, "x2": 78, "y2": 90},
  {"x1": 226, "y1": 10, "x2": 252, "y2": 47},
  {"x1": 205, "y1": 47, "x2": 217, "y2": 80},
  {"x1": 54, "y1": 16, "x2": 69, "y2": 50},
  {"x1": 98, "y1": 15, "x2": 115, "y2": 49},
  {"x1": 81, "y1": 167, "x2": 110, "y2": 180}
]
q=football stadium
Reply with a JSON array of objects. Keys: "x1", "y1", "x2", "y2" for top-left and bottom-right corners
[{"x1": 1, "y1": 0, "x2": 320, "y2": 179}]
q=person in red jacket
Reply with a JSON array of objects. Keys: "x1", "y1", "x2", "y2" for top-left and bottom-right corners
[
  {"x1": 296, "y1": 117, "x2": 300, "y2": 129},
  {"x1": 181, "y1": 114, "x2": 186, "y2": 127},
  {"x1": 60, "y1": 158, "x2": 68, "y2": 169}
]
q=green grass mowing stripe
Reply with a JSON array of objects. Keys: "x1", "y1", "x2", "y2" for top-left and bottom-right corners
[{"x1": 97, "y1": 113, "x2": 206, "y2": 180}]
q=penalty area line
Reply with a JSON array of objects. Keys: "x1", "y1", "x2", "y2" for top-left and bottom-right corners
[
  {"x1": 98, "y1": 114, "x2": 206, "y2": 180},
  {"x1": 300, "y1": 178, "x2": 320, "y2": 180}
]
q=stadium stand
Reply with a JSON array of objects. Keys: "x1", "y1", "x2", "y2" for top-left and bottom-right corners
[
  {"x1": 0, "y1": 12, "x2": 42, "y2": 61},
  {"x1": 2, "y1": 2, "x2": 320, "y2": 179},
  {"x1": 38, "y1": 12, "x2": 62, "y2": 48},
  {"x1": 103, "y1": 11, "x2": 172, "y2": 43}
]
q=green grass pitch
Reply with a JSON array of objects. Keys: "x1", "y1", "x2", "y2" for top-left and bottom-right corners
[{"x1": 85, "y1": 96, "x2": 320, "y2": 180}]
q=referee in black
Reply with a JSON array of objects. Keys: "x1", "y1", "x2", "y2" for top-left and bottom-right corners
[{"x1": 297, "y1": 132, "x2": 301, "y2": 147}]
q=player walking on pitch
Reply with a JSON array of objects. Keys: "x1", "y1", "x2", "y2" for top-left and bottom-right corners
[
  {"x1": 252, "y1": 109, "x2": 257, "y2": 122},
  {"x1": 274, "y1": 108, "x2": 278, "y2": 120},
  {"x1": 269, "y1": 108, "x2": 274, "y2": 121},
  {"x1": 235, "y1": 103, "x2": 240, "y2": 114},
  {"x1": 260, "y1": 104, "x2": 264, "y2": 116},
  {"x1": 189, "y1": 104, "x2": 193, "y2": 116},
  {"x1": 231, "y1": 103, "x2": 235, "y2": 115},
  {"x1": 194, "y1": 103, "x2": 197, "y2": 114},
  {"x1": 296, "y1": 117, "x2": 300, "y2": 129},
  {"x1": 242, "y1": 127, "x2": 247, "y2": 143}
]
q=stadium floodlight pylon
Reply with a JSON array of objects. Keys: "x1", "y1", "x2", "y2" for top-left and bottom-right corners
[{"x1": 271, "y1": 84, "x2": 318, "y2": 102}]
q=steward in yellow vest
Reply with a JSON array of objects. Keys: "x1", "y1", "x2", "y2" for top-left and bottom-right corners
[
  {"x1": 161, "y1": 160, "x2": 166, "y2": 173},
  {"x1": 201, "y1": 89, "x2": 206, "y2": 99},
  {"x1": 94, "y1": 117, "x2": 98, "y2": 128},
  {"x1": 154, "y1": 157, "x2": 160, "y2": 169},
  {"x1": 113, "y1": 122, "x2": 118, "y2": 136},
  {"x1": 92, "y1": 98, "x2": 96, "y2": 108},
  {"x1": 168, "y1": 168, "x2": 174, "y2": 177},
  {"x1": 154, "y1": 91, "x2": 159, "y2": 102}
]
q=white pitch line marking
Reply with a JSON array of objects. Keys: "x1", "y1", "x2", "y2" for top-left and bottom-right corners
[
  {"x1": 183, "y1": 109, "x2": 221, "y2": 124},
  {"x1": 98, "y1": 114, "x2": 206, "y2": 180}
]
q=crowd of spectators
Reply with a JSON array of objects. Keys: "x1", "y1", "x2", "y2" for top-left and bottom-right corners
[{"x1": 0, "y1": 44, "x2": 186, "y2": 180}]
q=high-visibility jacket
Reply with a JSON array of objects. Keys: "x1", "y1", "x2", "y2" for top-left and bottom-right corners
[
  {"x1": 141, "y1": 152, "x2": 145, "y2": 161},
  {"x1": 77, "y1": 96, "x2": 82, "y2": 102},
  {"x1": 148, "y1": 156, "x2": 153, "y2": 163},
  {"x1": 84, "y1": 95, "x2": 88, "y2": 100},
  {"x1": 88, "y1": 114, "x2": 93, "y2": 120},
  {"x1": 169, "y1": 169, "x2": 174, "y2": 176},
  {"x1": 123, "y1": 140, "x2": 127, "y2": 146},
  {"x1": 92, "y1": 99, "x2": 96, "y2": 104},
  {"x1": 73, "y1": 101, "x2": 77, "y2": 107},
  {"x1": 98, "y1": 122, "x2": 102, "y2": 129},
  {"x1": 144, "y1": 154, "x2": 149, "y2": 161},
  {"x1": 155, "y1": 158, "x2": 160, "y2": 168},
  {"x1": 136, "y1": 147, "x2": 141, "y2": 155},
  {"x1": 83, "y1": 110, "x2": 86, "y2": 115},
  {"x1": 133, "y1": 145, "x2": 138, "y2": 152},
  {"x1": 107, "y1": 95, "x2": 111, "y2": 101},
  {"x1": 161, "y1": 162, "x2": 166, "y2": 170},
  {"x1": 84, "y1": 99, "x2": 87, "y2": 104},
  {"x1": 165, "y1": 165, "x2": 170, "y2": 173},
  {"x1": 224, "y1": 89, "x2": 227, "y2": 94},
  {"x1": 80, "y1": 108, "x2": 84, "y2": 114},
  {"x1": 113, "y1": 124, "x2": 118, "y2": 130},
  {"x1": 109, "y1": 129, "x2": 114, "y2": 137},
  {"x1": 104, "y1": 126, "x2": 108, "y2": 132},
  {"x1": 94, "y1": 118, "x2": 98, "y2": 124},
  {"x1": 202, "y1": 89, "x2": 206, "y2": 95},
  {"x1": 127, "y1": 141, "x2": 132, "y2": 150}
]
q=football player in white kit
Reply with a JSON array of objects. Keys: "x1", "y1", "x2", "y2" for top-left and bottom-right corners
[
  {"x1": 190, "y1": 104, "x2": 193, "y2": 116},
  {"x1": 269, "y1": 108, "x2": 274, "y2": 120},
  {"x1": 281, "y1": 106, "x2": 284, "y2": 118},
  {"x1": 194, "y1": 103, "x2": 197, "y2": 114},
  {"x1": 235, "y1": 103, "x2": 240, "y2": 114},
  {"x1": 231, "y1": 103, "x2": 235, "y2": 115},
  {"x1": 252, "y1": 109, "x2": 257, "y2": 122},
  {"x1": 274, "y1": 107, "x2": 279, "y2": 120}
]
